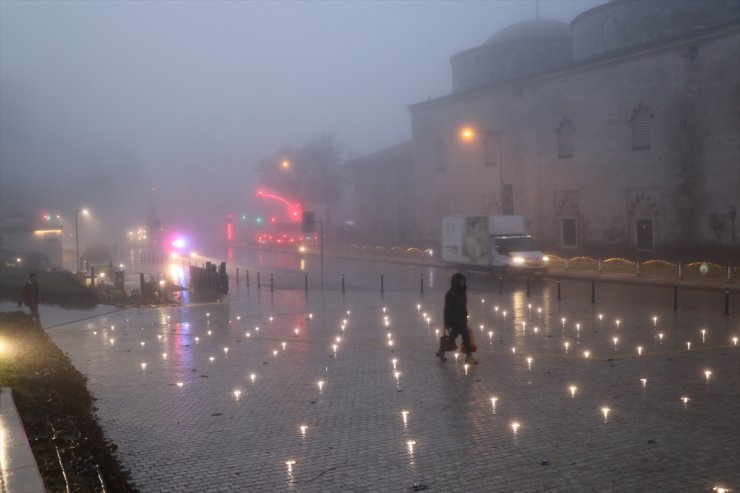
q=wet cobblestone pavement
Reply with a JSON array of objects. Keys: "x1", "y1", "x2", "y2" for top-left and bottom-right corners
[{"x1": 47, "y1": 280, "x2": 740, "y2": 492}]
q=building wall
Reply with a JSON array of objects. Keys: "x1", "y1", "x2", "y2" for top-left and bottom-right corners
[
  {"x1": 571, "y1": 0, "x2": 740, "y2": 61},
  {"x1": 346, "y1": 142, "x2": 414, "y2": 244},
  {"x1": 410, "y1": 26, "x2": 740, "y2": 249}
]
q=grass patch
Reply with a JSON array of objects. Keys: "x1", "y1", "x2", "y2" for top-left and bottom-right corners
[{"x1": 0, "y1": 311, "x2": 138, "y2": 492}]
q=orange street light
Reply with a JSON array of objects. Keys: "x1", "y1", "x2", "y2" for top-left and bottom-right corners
[
  {"x1": 460, "y1": 127, "x2": 477, "y2": 141},
  {"x1": 281, "y1": 159, "x2": 291, "y2": 170}
]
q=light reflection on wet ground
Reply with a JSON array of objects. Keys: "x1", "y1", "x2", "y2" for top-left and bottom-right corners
[{"x1": 23, "y1": 259, "x2": 740, "y2": 492}]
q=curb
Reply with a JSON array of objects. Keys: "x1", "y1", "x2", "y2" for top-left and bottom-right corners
[{"x1": 0, "y1": 388, "x2": 45, "y2": 493}]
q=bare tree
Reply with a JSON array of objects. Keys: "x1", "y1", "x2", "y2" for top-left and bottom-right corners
[{"x1": 256, "y1": 134, "x2": 346, "y2": 232}]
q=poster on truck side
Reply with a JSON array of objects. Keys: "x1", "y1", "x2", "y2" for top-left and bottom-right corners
[{"x1": 442, "y1": 216, "x2": 490, "y2": 266}]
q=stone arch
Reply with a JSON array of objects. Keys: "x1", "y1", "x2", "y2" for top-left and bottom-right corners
[
  {"x1": 627, "y1": 191, "x2": 659, "y2": 217},
  {"x1": 435, "y1": 196, "x2": 451, "y2": 216},
  {"x1": 627, "y1": 191, "x2": 660, "y2": 249},
  {"x1": 481, "y1": 194, "x2": 497, "y2": 214},
  {"x1": 554, "y1": 190, "x2": 579, "y2": 217}
]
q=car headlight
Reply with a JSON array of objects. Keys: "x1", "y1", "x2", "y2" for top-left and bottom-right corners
[
  {"x1": 512, "y1": 256, "x2": 525, "y2": 264},
  {"x1": 542, "y1": 256, "x2": 549, "y2": 262}
]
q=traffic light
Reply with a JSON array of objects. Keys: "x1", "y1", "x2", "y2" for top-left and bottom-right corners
[{"x1": 302, "y1": 211, "x2": 315, "y2": 233}]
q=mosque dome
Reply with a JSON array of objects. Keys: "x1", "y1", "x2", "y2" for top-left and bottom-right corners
[
  {"x1": 484, "y1": 18, "x2": 571, "y2": 46},
  {"x1": 451, "y1": 18, "x2": 573, "y2": 93}
]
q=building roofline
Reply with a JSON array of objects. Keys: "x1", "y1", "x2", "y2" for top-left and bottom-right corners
[
  {"x1": 410, "y1": 22, "x2": 740, "y2": 113},
  {"x1": 343, "y1": 140, "x2": 412, "y2": 170}
]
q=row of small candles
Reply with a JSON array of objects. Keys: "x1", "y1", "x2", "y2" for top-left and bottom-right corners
[{"x1": 85, "y1": 301, "x2": 736, "y2": 491}]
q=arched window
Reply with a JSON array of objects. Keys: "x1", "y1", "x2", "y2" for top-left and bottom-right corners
[
  {"x1": 631, "y1": 103, "x2": 652, "y2": 151},
  {"x1": 435, "y1": 138, "x2": 447, "y2": 172},
  {"x1": 557, "y1": 117, "x2": 574, "y2": 159}
]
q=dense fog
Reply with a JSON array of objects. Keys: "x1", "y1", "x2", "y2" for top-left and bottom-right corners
[{"x1": 0, "y1": 0, "x2": 604, "y2": 252}]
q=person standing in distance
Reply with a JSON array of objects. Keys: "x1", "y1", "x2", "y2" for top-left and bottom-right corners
[
  {"x1": 441, "y1": 272, "x2": 477, "y2": 364},
  {"x1": 18, "y1": 272, "x2": 41, "y2": 325}
]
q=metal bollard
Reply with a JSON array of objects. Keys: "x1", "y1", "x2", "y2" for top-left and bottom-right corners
[
  {"x1": 591, "y1": 280, "x2": 595, "y2": 304},
  {"x1": 381, "y1": 275, "x2": 384, "y2": 294},
  {"x1": 236, "y1": 268, "x2": 239, "y2": 285},
  {"x1": 270, "y1": 274, "x2": 274, "y2": 292},
  {"x1": 420, "y1": 274, "x2": 424, "y2": 295},
  {"x1": 342, "y1": 274, "x2": 345, "y2": 293},
  {"x1": 257, "y1": 272, "x2": 261, "y2": 290},
  {"x1": 557, "y1": 279, "x2": 561, "y2": 300},
  {"x1": 725, "y1": 289, "x2": 730, "y2": 316},
  {"x1": 305, "y1": 274, "x2": 309, "y2": 292}
]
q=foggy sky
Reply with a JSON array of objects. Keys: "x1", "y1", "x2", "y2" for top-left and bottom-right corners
[{"x1": 0, "y1": 0, "x2": 605, "y2": 248}]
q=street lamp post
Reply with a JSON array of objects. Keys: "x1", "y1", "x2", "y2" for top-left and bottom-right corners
[
  {"x1": 461, "y1": 127, "x2": 507, "y2": 214},
  {"x1": 74, "y1": 209, "x2": 89, "y2": 272}
]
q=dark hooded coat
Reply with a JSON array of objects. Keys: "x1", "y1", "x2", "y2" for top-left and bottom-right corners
[{"x1": 444, "y1": 272, "x2": 468, "y2": 331}]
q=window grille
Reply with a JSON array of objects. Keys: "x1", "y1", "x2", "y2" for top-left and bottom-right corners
[
  {"x1": 631, "y1": 104, "x2": 652, "y2": 151},
  {"x1": 557, "y1": 118, "x2": 574, "y2": 159}
]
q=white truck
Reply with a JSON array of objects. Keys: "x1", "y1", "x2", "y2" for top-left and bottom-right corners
[{"x1": 441, "y1": 215, "x2": 548, "y2": 275}]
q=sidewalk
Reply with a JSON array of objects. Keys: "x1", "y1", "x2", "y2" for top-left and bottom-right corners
[{"x1": 43, "y1": 275, "x2": 740, "y2": 491}]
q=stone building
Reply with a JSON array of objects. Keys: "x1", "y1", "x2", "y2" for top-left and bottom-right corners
[
  {"x1": 344, "y1": 141, "x2": 414, "y2": 244},
  {"x1": 351, "y1": 0, "x2": 740, "y2": 252}
]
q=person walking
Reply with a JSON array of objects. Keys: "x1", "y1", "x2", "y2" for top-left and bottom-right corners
[
  {"x1": 18, "y1": 272, "x2": 41, "y2": 325},
  {"x1": 438, "y1": 272, "x2": 477, "y2": 364}
]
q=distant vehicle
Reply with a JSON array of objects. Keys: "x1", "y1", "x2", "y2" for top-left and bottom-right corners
[
  {"x1": 441, "y1": 215, "x2": 548, "y2": 275},
  {"x1": 254, "y1": 221, "x2": 318, "y2": 249},
  {"x1": 1, "y1": 250, "x2": 50, "y2": 270}
]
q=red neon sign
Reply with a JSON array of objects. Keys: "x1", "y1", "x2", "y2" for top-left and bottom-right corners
[{"x1": 256, "y1": 189, "x2": 302, "y2": 221}]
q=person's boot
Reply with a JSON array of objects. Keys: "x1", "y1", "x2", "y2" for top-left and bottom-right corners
[
  {"x1": 436, "y1": 340, "x2": 447, "y2": 361},
  {"x1": 464, "y1": 355, "x2": 478, "y2": 365}
]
